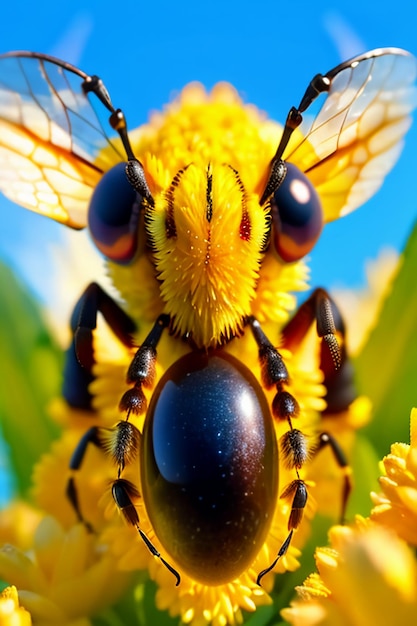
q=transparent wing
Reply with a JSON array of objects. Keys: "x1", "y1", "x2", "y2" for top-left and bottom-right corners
[
  {"x1": 284, "y1": 48, "x2": 417, "y2": 222},
  {"x1": 0, "y1": 52, "x2": 124, "y2": 228}
]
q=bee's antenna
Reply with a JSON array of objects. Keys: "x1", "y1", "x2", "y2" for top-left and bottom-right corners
[{"x1": 82, "y1": 75, "x2": 153, "y2": 203}]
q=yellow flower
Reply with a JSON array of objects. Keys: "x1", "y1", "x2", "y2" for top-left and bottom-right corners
[
  {"x1": 0, "y1": 586, "x2": 31, "y2": 626},
  {"x1": 0, "y1": 502, "x2": 42, "y2": 552},
  {"x1": 0, "y1": 516, "x2": 131, "y2": 626},
  {"x1": 282, "y1": 408, "x2": 417, "y2": 625},
  {"x1": 154, "y1": 569, "x2": 272, "y2": 626},
  {"x1": 281, "y1": 518, "x2": 417, "y2": 625},
  {"x1": 371, "y1": 408, "x2": 417, "y2": 545}
]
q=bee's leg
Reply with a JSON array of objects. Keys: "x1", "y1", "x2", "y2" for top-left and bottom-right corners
[
  {"x1": 247, "y1": 297, "x2": 354, "y2": 585},
  {"x1": 65, "y1": 420, "x2": 142, "y2": 532},
  {"x1": 65, "y1": 310, "x2": 168, "y2": 514},
  {"x1": 118, "y1": 313, "x2": 170, "y2": 415},
  {"x1": 247, "y1": 316, "x2": 309, "y2": 585},
  {"x1": 313, "y1": 431, "x2": 352, "y2": 524},
  {"x1": 66, "y1": 426, "x2": 102, "y2": 531},
  {"x1": 281, "y1": 287, "x2": 357, "y2": 411},
  {"x1": 66, "y1": 312, "x2": 180, "y2": 583},
  {"x1": 111, "y1": 478, "x2": 180, "y2": 585},
  {"x1": 281, "y1": 287, "x2": 342, "y2": 371},
  {"x1": 112, "y1": 313, "x2": 180, "y2": 584},
  {"x1": 281, "y1": 287, "x2": 355, "y2": 522},
  {"x1": 317, "y1": 344, "x2": 355, "y2": 525},
  {"x1": 63, "y1": 282, "x2": 137, "y2": 409},
  {"x1": 64, "y1": 282, "x2": 137, "y2": 524}
]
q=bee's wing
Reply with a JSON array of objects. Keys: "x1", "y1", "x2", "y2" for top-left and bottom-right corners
[
  {"x1": 0, "y1": 52, "x2": 124, "y2": 228},
  {"x1": 284, "y1": 48, "x2": 417, "y2": 222}
]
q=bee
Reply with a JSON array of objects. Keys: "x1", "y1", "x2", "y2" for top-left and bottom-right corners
[{"x1": 0, "y1": 48, "x2": 415, "y2": 587}]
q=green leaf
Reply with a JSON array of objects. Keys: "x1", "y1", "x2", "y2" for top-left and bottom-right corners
[
  {"x1": 0, "y1": 262, "x2": 62, "y2": 496},
  {"x1": 345, "y1": 433, "x2": 380, "y2": 518},
  {"x1": 355, "y1": 219, "x2": 417, "y2": 457}
]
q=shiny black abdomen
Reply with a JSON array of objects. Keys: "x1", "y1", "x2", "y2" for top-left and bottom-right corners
[{"x1": 141, "y1": 351, "x2": 278, "y2": 585}]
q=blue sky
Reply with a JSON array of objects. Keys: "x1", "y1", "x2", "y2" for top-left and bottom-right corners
[{"x1": 0, "y1": 0, "x2": 416, "y2": 298}]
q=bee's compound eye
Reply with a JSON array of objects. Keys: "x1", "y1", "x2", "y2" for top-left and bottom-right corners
[
  {"x1": 271, "y1": 162, "x2": 323, "y2": 263},
  {"x1": 88, "y1": 162, "x2": 141, "y2": 263}
]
